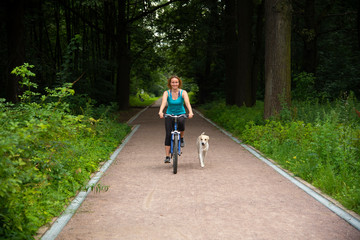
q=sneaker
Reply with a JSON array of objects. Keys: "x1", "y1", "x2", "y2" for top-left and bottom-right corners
[
  {"x1": 181, "y1": 138, "x2": 185, "y2": 147},
  {"x1": 164, "y1": 156, "x2": 171, "y2": 163}
]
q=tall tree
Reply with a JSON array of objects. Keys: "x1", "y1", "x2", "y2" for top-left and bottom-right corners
[
  {"x1": 358, "y1": 0, "x2": 360, "y2": 48},
  {"x1": 264, "y1": 0, "x2": 292, "y2": 119},
  {"x1": 224, "y1": 0, "x2": 237, "y2": 105},
  {"x1": 251, "y1": 0, "x2": 265, "y2": 101},
  {"x1": 223, "y1": 0, "x2": 257, "y2": 107},
  {"x1": 236, "y1": 0, "x2": 254, "y2": 107},
  {"x1": 302, "y1": 0, "x2": 317, "y2": 74},
  {"x1": 6, "y1": 0, "x2": 25, "y2": 103},
  {"x1": 294, "y1": 0, "x2": 346, "y2": 75},
  {"x1": 116, "y1": 0, "x2": 130, "y2": 110},
  {"x1": 198, "y1": 0, "x2": 220, "y2": 104}
]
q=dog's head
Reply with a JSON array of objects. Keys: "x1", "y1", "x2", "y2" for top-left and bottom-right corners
[{"x1": 199, "y1": 132, "x2": 210, "y2": 146}]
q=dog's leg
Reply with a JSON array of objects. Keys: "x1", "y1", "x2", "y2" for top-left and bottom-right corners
[
  {"x1": 198, "y1": 151, "x2": 202, "y2": 167},
  {"x1": 200, "y1": 151, "x2": 205, "y2": 168},
  {"x1": 197, "y1": 142, "x2": 202, "y2": 167}
]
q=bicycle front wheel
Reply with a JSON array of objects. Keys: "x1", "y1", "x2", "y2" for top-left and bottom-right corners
[{"x1": 173, "y1": 134, "x2": 179, "y2": 174}]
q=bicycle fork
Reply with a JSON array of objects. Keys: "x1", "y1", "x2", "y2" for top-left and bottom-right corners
[{"x1": 171, "y1": 130, "x2": 181, "y2": 156}]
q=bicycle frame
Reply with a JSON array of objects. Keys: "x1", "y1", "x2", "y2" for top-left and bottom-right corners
[
  {"x1": 165, "y1": 114, "x2": 187, "y2": 156},
  {"x1": 165, "y1": 114, "x2": 187, "y2": 174},
  {"x1": 171, "y1": 127, "x2": 181, "y2": 156}
]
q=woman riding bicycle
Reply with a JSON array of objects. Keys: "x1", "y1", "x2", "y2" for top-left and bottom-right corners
[{"x1": 159, "y1": 75, "x2": 194, "y2": 163}]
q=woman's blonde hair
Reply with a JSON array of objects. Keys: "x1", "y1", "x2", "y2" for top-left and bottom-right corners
[{"x1": 167, "y1": 75, "x2": 182, "y2": 89}]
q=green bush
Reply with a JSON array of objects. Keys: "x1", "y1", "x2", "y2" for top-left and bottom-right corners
[
  {"x1": 199, "y1": 101, "x2": 265, "y2": 137},
  {"x1": 188, "y1": 91, "x2": 198, "y2": 105},
  {"x1": 0, "y1": 64, "x2": 131, "y2": 239}
]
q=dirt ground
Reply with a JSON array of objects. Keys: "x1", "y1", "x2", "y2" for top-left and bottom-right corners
[{"x1": 55, "y1": 100, "x2": 360, "y2": 240}]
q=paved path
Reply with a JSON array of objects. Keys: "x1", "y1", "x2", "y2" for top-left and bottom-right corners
[{"x1": 56, "y1": 102, "x2": 360, "y2": 240}]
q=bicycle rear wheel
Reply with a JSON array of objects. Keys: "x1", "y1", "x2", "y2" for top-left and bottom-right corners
[{"x1": 173, "y1": 134, "x2": 179, "y2": 174}]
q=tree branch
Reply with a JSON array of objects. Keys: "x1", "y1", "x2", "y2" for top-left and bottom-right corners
[
  {"x1": 131, "y1": 38, "x2": 162, "y2": 63},
  {"x1": 128, "y1": 0, "x2": 184, "y2": 24},
  {"x1": 318, "y1": 27, "x2": 356, "y2": 36},
  {"x1": 56, "y1": 0, "x2": 107, "y2": 35},
  {"x1": 323, "y1": 11, "x2": 357, "y2": 18}
]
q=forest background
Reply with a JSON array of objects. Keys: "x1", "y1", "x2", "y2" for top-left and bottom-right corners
[{"x1": 1, "y1": 0, "x2": 360, "y2": 239}]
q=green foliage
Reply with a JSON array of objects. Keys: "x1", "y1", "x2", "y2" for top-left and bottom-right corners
[
  {"x1": 11, "y1": 63, "x2": 39, "y2": 103},
  {"x1": 183, "y1": 79, "x2": 199, "y2": 105},
  {"x1": 201, "y1": 97, "x2": 360, "y2": 214},
  {"x1": 0, "y1": 65, "x2": 131, "y2": 239},
  {"x1": 188, "y1": 91, "x2": 198, "y2": 105},
  {"x1": 154, "y1": 1, "x2": 225, "y2": 102},
  {"x1": 130, "y1": 32, "x2": 166, "y2": 97},
  {"x1": 316, "y1": 29, "x2": 360, "y2": 100},
  {"x1": 129, "y1": 91, "x2": 159, "y2": 107},
  {"x1": 199, "y1": 101, "x2": 265, "y2": 137},
  {"x1": 293, "y1": 91, "x2": 360, "y2": 125},
  {"x1": 56, "y1": 34, "x2": 82, "y2": 85},
  {"x1": 291, "y1": 0, "x2": 360, "y2": 101},
  {"x1": 292, "y1": 72, "x2": 316, "y2": 101},
  {"x1": 85, "y1": 183, "x2": 110, "y2": 193}
]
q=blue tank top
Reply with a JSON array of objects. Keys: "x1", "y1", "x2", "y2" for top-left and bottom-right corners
[{"x1": 166, "y1": 90, "x2": 186, "y2": 115}]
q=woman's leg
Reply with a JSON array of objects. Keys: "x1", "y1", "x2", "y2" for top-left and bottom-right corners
[
  {"x1": 165, "y1": 146, "x2": 170, "y2": 156},
  {"x1": 164, "y1": 117, "x2": 172, "y2": 161},
  {"x1": 178, "y1": 117, "x2": 186, "y2": 146},
  {"x1": 178, "y1": 117, "x2": 185, "y2": 134}
]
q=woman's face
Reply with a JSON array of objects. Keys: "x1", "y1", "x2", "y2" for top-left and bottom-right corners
[{"x1": 170, "y1": 78, "x2": 179, "y2": 90}]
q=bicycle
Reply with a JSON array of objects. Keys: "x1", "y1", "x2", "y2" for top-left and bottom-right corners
[{"x1": 165, "y1": 114, "x2": 187, "y2": 174}]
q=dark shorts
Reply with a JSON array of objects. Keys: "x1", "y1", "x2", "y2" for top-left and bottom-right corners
[{"x1": 165, "y1": 116, "x2": 185, "y2": 146}]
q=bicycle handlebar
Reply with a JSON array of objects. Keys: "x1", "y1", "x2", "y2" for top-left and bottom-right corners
[{"x1": 164, "y1": 114, "x2": 188, "y2": 119}]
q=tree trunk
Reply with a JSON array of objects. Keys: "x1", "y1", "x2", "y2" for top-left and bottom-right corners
[
  {"x1": 116, "y1": 0, "x2": 130, "y2": 110},
  {"x1": 251, "y1": 0, "x2": 265, "y2": 104},
  {"x1": 197, "y1": 0, "x2": 218, "y2": 104},
  {"x1": 64, "y1": 0, "x2": 71, "y2": 44},
  {"x1": 264, "y1": 0, "x2": 292, "y2": 119},
  {"x1": 224, "y1": 0, "x2": 237, "y2": 106},
  {"x1": 54, "y1": 1, "x2": 62, "y2": 73},
  {"x1": 358, "y1": 0, "x2": 360, "y2": 49},
  {"x1": 104, "y1": 2, "x2": 110, "y2": 60},
  {"x1": 6, "y1": 0, "x2": 25, "y2": 103},
  {"x1": 107, "y1": 0, "x2": 116, "y2": 87},
  {"x1": 303, "y1": 0, "x2": 317, "y2": 74},
  {"x1": 34, "y1": 0, "x2": 46, "y2": 88},
  {"x1": 236, "y1": 0, "x2": 254, "y2": 107}
]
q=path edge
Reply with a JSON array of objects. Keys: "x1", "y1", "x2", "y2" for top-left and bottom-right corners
[
  {"x1": 40, "y1": 125, "x2": 141, "y2": 240},
  {"x1": 127, "y1": 106, "x2": 149, "y2": 124},
  {"x1": 194, "y1": 109, "x2": 360, "y2": 231}
]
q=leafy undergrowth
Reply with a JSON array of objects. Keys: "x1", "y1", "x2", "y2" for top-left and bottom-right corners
[
  {"x1": 200, "y1": 95, "x2": 360, "y2": 215},
  {"x1": 0, "y1": 64, "x2": 131, "y2": 239}
]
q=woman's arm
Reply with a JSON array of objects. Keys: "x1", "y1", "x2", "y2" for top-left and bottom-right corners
[
  {"x1": 182, "y1": 90, "x2": 194, "y2": 119},
  {"x1": 158, "y1": 91, "x2": 168, "y2": 118}
]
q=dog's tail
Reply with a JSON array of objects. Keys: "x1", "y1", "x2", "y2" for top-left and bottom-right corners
[{"x1": 201, "y1": 132, "x2": 205, "y2": 135}]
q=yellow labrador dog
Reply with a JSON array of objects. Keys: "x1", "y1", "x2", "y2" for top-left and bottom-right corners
[{"x1": 197, "y1": 132, "x2": 210, "y2": 168}]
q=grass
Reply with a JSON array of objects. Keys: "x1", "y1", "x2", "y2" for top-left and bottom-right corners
[
  {"x1": 129, "y1": 94, "x2": 159, "y2": 107},
  {"x1": 199, "y1": 95, "x2": 360, "y2": 215}
]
